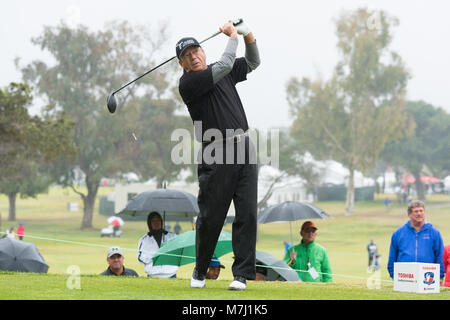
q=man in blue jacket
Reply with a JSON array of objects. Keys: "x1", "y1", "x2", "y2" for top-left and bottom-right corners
[{"x1": 387, "y1": 200, "x2": 444, "y2": 282}]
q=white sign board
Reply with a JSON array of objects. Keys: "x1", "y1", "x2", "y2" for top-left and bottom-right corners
[
  {"x1": 67, "y1": 202, "x2": 79, "y2": 212},
  {"x1": 393, "y1": 262, "x2": 440, "y2": 293}
]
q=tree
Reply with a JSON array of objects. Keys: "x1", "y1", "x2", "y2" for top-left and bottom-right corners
[
  {"x1": 381, "y1": 101, "x2": 450, "y2": 200},
  {"x1": 0, "y1": 82, "x2": 75, "y2": 220},
  {"x1": 129, "y1": 95, "x2": 192, "y2": 188},
  {"x1": 286, "y1": 8, "x2": 411, "y2": 215},
  {"x1": 0, "y1": 83, "x2": 31, "y2": 172},
  {"x1": 256, "y1": 129, "x2": 322, "y2": 210},
  {"x1": 20, "y1": 20, "x2": 185, "y2": 229},
  {"x1": 277, "y1": 130, "x2": 322, "y2": 195}
]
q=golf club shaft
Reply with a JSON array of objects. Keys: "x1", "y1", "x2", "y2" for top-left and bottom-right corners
[
  {"x1": 111, "y1": 19, "x2": 243, "y2": 96},
  {"x1": 111, "y1": 56, "x2": 176, "y2": 96}
]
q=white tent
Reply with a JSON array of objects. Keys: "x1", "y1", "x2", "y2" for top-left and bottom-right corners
[{"x1": 444, "y1": 176, "x2": 450, "y2": 193}]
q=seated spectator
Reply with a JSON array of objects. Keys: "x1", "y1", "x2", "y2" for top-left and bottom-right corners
[
  {"x1": 138, "y1": 212, "x2": 178, "y2": 278},
  {"x1": 100, "y1": 246, "x2": 138, "y2": 277},
  {"x1": 255, "y1": 265, "x2": 267, "y2": 281},
  {"x1": 205, "y1": 256, "x2": 225, "y2": 280}
]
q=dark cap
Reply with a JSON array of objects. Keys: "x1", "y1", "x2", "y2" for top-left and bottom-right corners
[
  {"x1": 176, "y1": 37, "x2": 201, "y2": 59},
  {"x1": 301, "y1": 221, "x2": 317, "y2": 232}
]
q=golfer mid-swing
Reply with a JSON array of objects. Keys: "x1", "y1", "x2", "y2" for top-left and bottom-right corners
[{"x1": 177, "y1": 20, "x2": 260, "y2": 290}]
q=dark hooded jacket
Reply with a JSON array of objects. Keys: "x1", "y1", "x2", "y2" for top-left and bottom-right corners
[{"x1": 147, "y1": 212, "x2": 168, "y2": 248}]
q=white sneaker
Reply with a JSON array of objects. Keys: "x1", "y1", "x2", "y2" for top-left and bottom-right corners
[
  {"x1": 228, "y1": 276, "x2": 246, "y2": 291},
  {"x1": 190, "y1": 277, "x2": 205, "y2": 288}
]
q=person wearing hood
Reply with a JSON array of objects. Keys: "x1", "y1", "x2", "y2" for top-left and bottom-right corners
[
  {"x1": 137, "y1": 212, "x2": 178, "y2": 278},
  {"x1": 387, "y1": 200, "x2": 445, "y2": 282}
]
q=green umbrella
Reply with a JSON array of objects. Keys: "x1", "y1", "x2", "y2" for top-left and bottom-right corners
[{"x1": 152, "y1": 230, "x2": 232, "y2": 266}]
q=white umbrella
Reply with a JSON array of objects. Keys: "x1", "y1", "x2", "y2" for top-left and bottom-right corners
[{"x1": 107, "y1": 216, "x2": 124, "y2": 226}]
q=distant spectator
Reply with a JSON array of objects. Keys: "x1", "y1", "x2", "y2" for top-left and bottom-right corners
[
  {"x1": 284, "y1": 221, "x2": 332, "y2": 282},
  {"x1": 367, "y1": 239, "x2": 378, "y2": 268},
  {"x1": 312, "y1": 188, "x2": 318, "y2": 202},
  {"x1": 283, "y1": 241, "x2": 292, "y2": 254},
  {"x1": 402, "y1": 192, "x2": 407, "y2": 204},
  {"x1": 370, "y1": 253, "x2": 381, "y2": 271},
  {"x1": 444, "y1": 244, "x2": 450, "y2": 287},
  {"x1": 387, "y1": 200, "x2": 444, "y2": 282},
  {"x1": 16, "y1": 224, "x2": 25, "y2": 240},
  {"x1": 384, "y1": 198, "x2": 391, "y2": 212},
  {"x1": 6, "y1": 227, "x2": 15, "y2": 239},
  {"x1": 100, "y1": 246, "x2": 138, "y2": 277},
  {"x1": 111, "y1": 219, "x2": 121, "y2": 235},
  {"x1": 174, "y1": 222, "x2": 182, "y2": 235},
  {"x1": 407, "y1": 195, "x2": 413, "y2": 204}
]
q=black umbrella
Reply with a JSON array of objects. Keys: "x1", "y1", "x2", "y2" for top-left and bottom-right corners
[
  {"x1": 258, "y1": 201, "x2": 330, "y2": 223},
  {"x1": 117, "y1": 189, "x2": 199, "y2": 224},
  {"x1": 256, "y1": 251, "x2": 300, "y2": 282},
  {"x1": 257, "y1": 201, "x2": 330, "y2": 243},
  {"x1": 0, "y1": 238, "x2": 49, "y2": 273}
]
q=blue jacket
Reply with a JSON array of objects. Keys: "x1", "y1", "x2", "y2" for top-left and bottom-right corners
[{"x1": 387, "y1": 221, "x2": 444, "y2": 279}]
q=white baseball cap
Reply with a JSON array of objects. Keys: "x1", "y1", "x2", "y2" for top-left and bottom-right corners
[{"x1": 107, "y1": 246, "x2": 123, "y2": 258}]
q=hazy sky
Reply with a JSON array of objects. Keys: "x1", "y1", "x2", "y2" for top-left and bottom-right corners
[{"x1": 1, "y1": 0, "x2": 449, "y2": 130}]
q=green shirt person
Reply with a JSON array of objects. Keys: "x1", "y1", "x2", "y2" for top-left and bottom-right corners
[{"x1": 283, "y1": 221, "x2": 332, "y2": 282}]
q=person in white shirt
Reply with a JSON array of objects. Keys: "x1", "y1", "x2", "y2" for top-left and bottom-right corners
[
  {"x1": 6, "y1": 227, "x2": 15, "y2": 239},
  {"x1": 137, "y1": 212, "x2": 178, "y2": 278}
]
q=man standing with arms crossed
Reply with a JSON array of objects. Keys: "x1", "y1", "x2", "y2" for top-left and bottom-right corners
[{"x1": 177, "y1": 20, "x2": 260, "y2": 290}]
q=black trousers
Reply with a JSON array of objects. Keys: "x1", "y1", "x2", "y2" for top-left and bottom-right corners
[{"x1": 195, "y1": 136, "x2": 258, "y2": 280}]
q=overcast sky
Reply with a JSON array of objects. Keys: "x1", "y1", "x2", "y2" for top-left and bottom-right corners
[{"x1": 1, "y1": 0, "x2": 449, "y2": 130}]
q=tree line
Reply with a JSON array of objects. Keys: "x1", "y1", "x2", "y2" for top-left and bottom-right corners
[
  {"x1": 2, "y1": 21, "x2": 191, "y2": 228},
  {"x1": 1, "y1": 8, "x2": 449, "y2": 226},
  {"x1": 285, "y1": 8, "x2": 450, "y2": 215}
]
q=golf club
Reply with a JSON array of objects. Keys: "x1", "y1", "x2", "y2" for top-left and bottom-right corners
[{"x1": 107, "y1": 18, "x2": 244, "y2": 114}]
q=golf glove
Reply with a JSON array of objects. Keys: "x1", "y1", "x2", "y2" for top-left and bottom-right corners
[{"x1": 235, "y1": 22, "x2": 251, "y2": 36}]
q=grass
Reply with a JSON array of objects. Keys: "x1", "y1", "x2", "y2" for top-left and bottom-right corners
[
  {"x1": 0, "y1": 187, "x2": 449, "y2": 300},
  {"x1": 0, "y1": 272, "x2": 448, "y2": 300}
]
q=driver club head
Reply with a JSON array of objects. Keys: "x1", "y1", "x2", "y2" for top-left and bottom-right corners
[{"x1": 107, "y1": 93, "x2": 117, "y2": 113}]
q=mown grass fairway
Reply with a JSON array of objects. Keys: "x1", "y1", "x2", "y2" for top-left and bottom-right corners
[
  {"x1": 0, "y1": 272, "x2": 448, "y2": 300},
  {"x1": 0, "y1": 187, "x2": 449, "y2": 300}
]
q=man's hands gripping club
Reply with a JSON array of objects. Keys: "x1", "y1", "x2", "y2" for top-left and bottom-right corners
[
  {"x1": 220, "y1": 20, "x2": 255, "y2": 44},
  {"x1": 220, "y1": 21, "x2": 238, "y2": 38}
]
